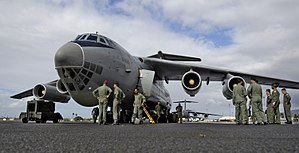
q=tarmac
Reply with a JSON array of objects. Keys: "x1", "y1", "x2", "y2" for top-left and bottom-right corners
[{"x1": 1, "y1": 121, "x2": 299, "y2": 153}]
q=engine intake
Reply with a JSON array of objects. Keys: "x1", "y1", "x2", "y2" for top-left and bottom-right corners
[
  {"x1": 56, "y1": 79, "x2": 68, "y2": 94},
  {"x1": 33, "y1": 84, "x2": 70, "y2": 103},
  {"x1": 222, "y1": 75, "x2": 246, "y2": 100},
  {"x1": 182, "y1": 70, "x2": 202, "y2": 96}
]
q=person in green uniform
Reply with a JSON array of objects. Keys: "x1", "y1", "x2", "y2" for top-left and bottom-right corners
[
  {"x1": 232, "y1": 79, "x2": 248, "y2": 125},
  {"x1": 265, "y1": 89, "x2": 274, "y2": 124},
  {"x1": 176, "y1": 103, "x2": 183, "y2": 124},
  {"x1": 155, "y1": 101, "x2": 162, "y2": 123},
  {"x1": 271, "y1": 83, "x2": 281, "y2": 124},
  {"x1": 92, "y1": 80, "x2": 112, "y2": 125},
  {"x1": 247, "y1": 78, "x2": 267, "y2": 125},
  {"x1": 282, "y1": 88, "x2": 292, "y2": 124},
  {"x1": 112, "y1": 82, "x2": 126, "y2": 125},
  {"x1": 132, "y1": 88, "x2": 146, "y2": 123}
]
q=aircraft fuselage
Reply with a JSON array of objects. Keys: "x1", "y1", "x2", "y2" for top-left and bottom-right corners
[{"x1": 54, "y1": 33, "x2": 171, "y2": 110}]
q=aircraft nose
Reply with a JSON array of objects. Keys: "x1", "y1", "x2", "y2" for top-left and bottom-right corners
[{"x1": 55, "y1": 42, "x2": 84, "y2": 67}]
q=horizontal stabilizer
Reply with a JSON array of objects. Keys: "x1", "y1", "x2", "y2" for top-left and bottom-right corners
[{"x1": 148, "y1": 51, "x2": 201, "y2": 62}]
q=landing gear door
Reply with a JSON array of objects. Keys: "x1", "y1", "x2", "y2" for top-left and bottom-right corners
[{"x1": 139, "y1": 69, "x2": 155, "y2": 96}]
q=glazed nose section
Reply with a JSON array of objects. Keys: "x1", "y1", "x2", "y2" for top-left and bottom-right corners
[{"x1": 55, "y1": 42, "x2": 84, "y2": 67}]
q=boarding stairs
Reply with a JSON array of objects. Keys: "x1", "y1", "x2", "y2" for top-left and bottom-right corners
[{"x1": 142, "y1": 103, "x2": 155, "y2": 124}]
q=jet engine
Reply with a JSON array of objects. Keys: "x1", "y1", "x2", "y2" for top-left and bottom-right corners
[
  {"x1": 181, "y1": 70, "x2": 202, "y2": 96},
  {"x1": 222, "y1": 75, "x2": 246, "y2": 100},
  {"x1": 56, "y1": 79, "x2": 68, "y2": 94},
  {"x1": 33, "y1": 84, "x2": 70, "y2": 103}
]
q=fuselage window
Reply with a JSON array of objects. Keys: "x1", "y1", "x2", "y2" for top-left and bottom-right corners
[{"x1": 87, "y1": 35, "x2": 98, "y2": 42}]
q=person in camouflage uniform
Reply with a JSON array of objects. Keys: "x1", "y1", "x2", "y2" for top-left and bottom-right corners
[
  {"x1": 112, "y1": 82, "x2": 126, "y2": 125},
  {"x1": 271, "y1": 83, "x2": 281, "y2": 124},
  {"x1": 247, "y1": 78, "x2": 267, "y2": 125},
  {"x1": 282, "y1": 88, "x2": 292, "y2": 124},
  {"x1": 132, "y1": 88, "x2": 146, "y2": 123},
  {"x1": 265, "y1": 89, "x2": 274, "y2": 124},
  {"x1": 92, "y1": 80, "x2": 112, "y2": 125},
  {"x1": 176, "y1": 103, "x2": 183, "y2": 124},
  {"x1": 155, "y1": 101, "x2": 162, "y2": 123},
  {"x1": 232, "y1": 79, "x2": 248, "y2": 125}
]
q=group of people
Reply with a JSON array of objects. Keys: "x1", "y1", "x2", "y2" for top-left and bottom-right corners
[
  {"x1": 233, "y1": 78, "x2": 292, "y2": 125},
  {"x1": 91, "y1": 80, "x2": 149, "y2": 125},
  {"x1": 92, "y1": 80, "x2": 126, "y2": 125}
]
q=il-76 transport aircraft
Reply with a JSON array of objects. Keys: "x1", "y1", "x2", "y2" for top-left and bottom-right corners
[{"x1": 11, "y1": 32, "x2": 299, "y2": 122}]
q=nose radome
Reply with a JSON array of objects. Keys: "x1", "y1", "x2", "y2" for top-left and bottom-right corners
[{"x1": 55, "y1": 42, "x2": 84, "y2": 67}]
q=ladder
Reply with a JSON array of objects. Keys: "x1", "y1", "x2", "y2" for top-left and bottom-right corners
[{"x1": 142, "y1": 103, "x2": 155, "y2": 124}]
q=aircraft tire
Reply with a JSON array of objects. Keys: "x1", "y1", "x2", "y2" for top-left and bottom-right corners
[
  {"x1": 41, "y1": 118, "x2": 47, "y2": 123},
  {"x1": 22, "y1": 117, "x2": 28, "y2": 123},
  {"x1": 53, "y1": 119, "x2": 58, "y2": 123}
]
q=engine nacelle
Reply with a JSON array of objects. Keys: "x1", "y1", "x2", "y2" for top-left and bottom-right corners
[
  {"x1": 222, "y1": 75, "x2": 246, "y2": 100},
  {"x1": 182, "y1": 70, "x2": 202, "y2": 97},
  {"x1": 56, "y1": 79, "x2": 68, "y2": 94},
  {"x1": 33, "y1": 84, "x2": 70, "y2": 103}
]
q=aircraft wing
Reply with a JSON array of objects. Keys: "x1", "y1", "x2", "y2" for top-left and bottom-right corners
[
  {"x1": 144, "y1": 54, "x2": 299, "y2": 89},
  {"x1": 10, "y1": 80, "x2": 58, "y2": 99},
  {"x1": 10, "y1": 89, "x2": 33, "y2": 99},
  {"x1": 187, "y1": 110, "x2": 222, "y2": 117}
]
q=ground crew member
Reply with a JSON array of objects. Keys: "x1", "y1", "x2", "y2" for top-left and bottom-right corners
[
  {"x1": 112, "y1": 82, "x2": 126, "y2": 125},
  {"x1": 132, "y1": 88, "x2": 146, "y2": 123},
  {"x1": 247, "y1": 78, "x2": 266, "y2": 125},
  {"x1": 176, "y1": 103, "x2": 183, "y2": 124},
  {"x1": 282, "y1": 88, "x2": 292, "y2": 124},
  {"x1": 232, "y1": 80, "x2": 248, "y2": 125},
  {"x1": 166, "y1": 102, "x2": 170, "y2": 123},
  {"x1": 92, "y1": 80, "x2": 112, "y2": 125},
  {"x1": 265, "y1": 89, "x2": 274, "y2": 124},
  {"x1": 155, "y1": 101, "x2": 162, "y2": 123},
  {"x1": 91, "y1": 107, "x2": 99, "y2": 124},
  {"x1": 271, "y1": 83, "x2": 281, "y2": 124}
]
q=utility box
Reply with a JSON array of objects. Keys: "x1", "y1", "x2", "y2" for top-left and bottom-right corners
[{"x1": 19, "y1": 99, "x2": 63, "y2": 123}]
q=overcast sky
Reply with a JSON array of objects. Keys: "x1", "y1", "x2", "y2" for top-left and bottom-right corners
[{"x1": 0, "y1": 0, "x2": 298, "y2": 118}]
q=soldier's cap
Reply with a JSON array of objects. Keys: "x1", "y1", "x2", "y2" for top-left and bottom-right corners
[
  {"x1": 103, "y1": 80, "x2": 108, "y2": 84},
  {"x1": 281, "y1": 88, "x2": 286, "y2": 91}
]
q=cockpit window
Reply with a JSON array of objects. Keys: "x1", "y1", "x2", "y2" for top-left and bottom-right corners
[
  {"x1": 99, "y1": 37, "x2": 106, "y2": 44},
  {"x1": 75, "y1": 35, "x2": 82, "y2": 40},
  {"x1": 74, "y1": 33, "x2": 114, "y2": 48},
  {"x1": 87, "y1": 34, "x2": 97, "y2": 42},
  {"x1": 81, "y1": 35, "x2": 87, "y2": 40}
]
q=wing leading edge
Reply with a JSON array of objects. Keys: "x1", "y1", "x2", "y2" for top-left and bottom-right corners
[{"x1": 144, "y1": 57, "x2": 299, "y2": 89}]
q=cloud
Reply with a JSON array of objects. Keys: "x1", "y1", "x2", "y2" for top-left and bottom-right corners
[{"x1": 0, "y1": 0, "x2": 298, "y2": 118}]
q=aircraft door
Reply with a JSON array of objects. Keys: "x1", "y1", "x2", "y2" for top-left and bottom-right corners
[{"x1": 139, "y1": 69, "x2": 155, "y2": 96}]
